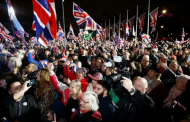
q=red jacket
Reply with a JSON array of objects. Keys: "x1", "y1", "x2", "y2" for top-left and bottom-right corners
[
  {"x1": 49, "y1": 72, "x2": 69, "y2": 106},
  {"x1": 63, "y1": 66, "x2": 89, "y2": 92}
]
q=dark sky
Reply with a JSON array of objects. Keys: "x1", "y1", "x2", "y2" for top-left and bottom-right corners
[{"x1": 0, "y1": 0, "x2": 190, "y2": 39}]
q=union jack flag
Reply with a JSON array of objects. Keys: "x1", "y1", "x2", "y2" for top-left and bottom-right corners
[
  {"x1": 15, "y1": 30, "x2": 24, "y2": 38},
  {"x1": 60, "y1": 56, "x2": 68, "y2": 62},
  {"x1": 150, "y1": 8, "x2": 158, "y2": 33},
  {"x1": 32, "y1": 0, "x2": 57, "y2": 48},
  {"x1": 96, "y1": 33, "x2": 101, "y2": 40},
  {"x1": 139, "y1": 13, "x2": 145, "y2": 34},
  {"x1": 30, "y1": 37, "x2": 37, "y2": 43},
  {"x1": 128, "y1": 16, "x2": 135, "y2": 34},
  {"x1": 116, "y1": 38, "x2": 124, "y2": 49},
  {"x1": 73, "y1": 2, "x2": 102, "y2": 31},
  {"x1": 57, "y1": 22, "x2": 64, "y2": 38},
  {"x1": 25, "y1": 32, "x2": 29, "y2": 37},
  {"x1": 0, "y1": 22, "x2": 10, "y2": 34},
  {"x1": 67, "y1": 23, "x2": 75, "y2": 39},
  {"x1": 0, "y1": 31, "x2": 6, "y2": 41},
  {"x1": 22, "y1": 38, "x2": 28, "y2": 46},
  {"x1": 141, "y1": 33, "x2": 150, "y2": 43},
  {"x1": 126, "y1": 22, "x2": 129, "y2": 39},
  {"x1": 4, "y1": 34, "x2": 14, "y2": 42},
  {"x1": 181, "y1": 28, "x2": 185, "y2": 41}
]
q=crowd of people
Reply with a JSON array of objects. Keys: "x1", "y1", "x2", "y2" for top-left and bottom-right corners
[{"x1": 0, "y1": 39, "x2": 190, "y2": 122}]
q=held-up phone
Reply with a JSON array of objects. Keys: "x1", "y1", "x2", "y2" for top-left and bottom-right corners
[
  {"x1": 88, "y1": 55, "x2": 91, "y2": 61},
  {"x1": 27, "y1": 79, "x2": 35, "y2": 87},
  {"x1": 187, "y1": 55, "x2": 190, "y2": 63}
]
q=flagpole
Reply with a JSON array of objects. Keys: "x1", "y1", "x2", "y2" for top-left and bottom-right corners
[
  {"x1": 105, "y1": 21, "x2": 106, "y2": 40},
  {"x1": 126, "y1": 10, "x2": 128, "y2": 41},
  {"x1": 62, "y1": 0, "x2": 66, "y2": 54},
  {"x1": 114, "y1": 16, "x2": 115, "y2": 36},
  {"x1": 119, "y1": 14, "x2": 121, "y2": 39},
  {"x1": 109, "y1": 19, "x2": 110, "y2": 41},
  {"x1": 136, "y1": 5, "x2": 138, "y2": 40},
  {"x1": 147, "y1": 0, "x2": 150, "y2": 35}
]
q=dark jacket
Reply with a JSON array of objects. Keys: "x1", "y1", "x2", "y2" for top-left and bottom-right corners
[
  {"x1": 115, "y1": 90, "x2": 155, "y2": 122},
  {"x1": 2, "y1": 94, "x2": 41, "y2": 122},
  {"x1": 70, "y1": 109, "x2": 102, "y2": 122},
  {"x1": 98, "y1": 95, "x2": 116, "y2": 122},
  {"x1": 149, "y1": 75, "x2": 190, "y2": 122}
]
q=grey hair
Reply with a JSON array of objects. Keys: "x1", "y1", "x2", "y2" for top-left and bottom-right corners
[
  {"x1": 82, "y1": 91, "x2": 99, "y2": 112},
  {"x1": 76, "y1": 61, "x2": 82, "y2": 68},
  {"x1": 176, "y1": 75, "x2": 190, "y2": 82},
  {"x1": 14, "y1": 52, "x2": 24, "y2": 59},
  {"x1": 8, "y1": 57, "x2": 22, "y2": 68},
  {"x1": 30, "y1": 63, "x2": 38, "y2": 71}
]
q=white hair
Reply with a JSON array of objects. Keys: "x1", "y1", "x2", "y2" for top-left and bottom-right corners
[
  {"x1": 76, "y1": 61, "x2": 82, "y2": 68},
  {"x1": 14, "y1": 52, "x2": 24, "y2": 59},
  {"x1": 8, "y1": 57, "x2": 22, "y2": 68},
  {"x1": 176, "y1": 75, "x2": 190, "y2": 82},
  {"x1": 82, "y1": 91, "x2": 99, "y2": 112}
]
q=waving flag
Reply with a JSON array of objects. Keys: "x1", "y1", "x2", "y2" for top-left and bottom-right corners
[
  {"x1": 150, "y1": 8, "x2": 159, "y2": 33},
  {"x1": 6, "y1": 0, "x2": 25, "y2": 38},
  {"x1": 96, "y1": 33, "x2": 101, "y2": 40},
  {"x1": 57, "y1": 22, "x2": 64, "y2": 38},
  {"x1": 128, "y1": 16, "x2": 135, "y2": 34},
  {"x1": 0, "y1": 22, "x2": 10, "y2": 34},
  {"x1": 32, "y1": 0, "x2": 57, "y2": 47},
  {"x1": 181, "y1": 28, "x2": 185, "y2": 41},
  {"x1": 139, "y1": 13, "x2": 145, "y2": 34},
  {"x1": 0, "y1": 31, "x2": 6, "y2": 41},
  {"x1": 141, "y1": 33, "x2": 150, "y2": 43},
  {"x1": 0, "y1": 31, "x2": 14, "y2": 42},
  {"x1": 126, "y1": 22, "x2": 129, "y2": 39},
  {"x1": 67, "y1": 23, "x2": 75, "y2": 39},
  {"x1": 73, "y1": 2, "x2": 102, "y2": 31},
  {"x1": 30, "y1": 37, "x2": 37, "y2": 43}
]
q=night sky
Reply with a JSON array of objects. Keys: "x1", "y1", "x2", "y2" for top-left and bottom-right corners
[{"x1": 0, "y1": 0, "x2": 190, "y2": 39}]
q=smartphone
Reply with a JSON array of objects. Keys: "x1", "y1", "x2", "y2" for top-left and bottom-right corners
[
  {"x1": 88, "y1": 55, "x2": 91, "y2": 61},
  {"x1": 27, "y1": 79, "x2": 35, "y2": 87},
  {"x1": 187, "y1": 55, "x2": 190, "y2": 62}
]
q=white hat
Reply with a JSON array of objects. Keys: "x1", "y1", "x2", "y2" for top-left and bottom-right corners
[
  {"x1": 142, "y1": 55, "x2": 150, "y2": 61},
  {"x1": 113, "y1": 56, "x2": 122, "y2": 63},
  {"x1": 104, "y1": 62, "x2": 112, "y2": 68}
]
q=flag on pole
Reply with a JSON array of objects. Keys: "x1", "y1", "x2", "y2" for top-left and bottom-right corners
[
  {"x1": 73, "y1": 2, "x2": 102, "y2": 31},
  {"x1": 6, "y1": 0, "x2": 25, "y2": 37},
  {"x1": 57, "y1": 22, "x2": 64, "y2": 38},
  {"x1": 181, "y1": 28, "x2": 185, "y2": 41},
  {"x1": 96, "y1": 33, "x2": 101, "y2": 40},
  {"x1": 128, "y1": 16, "x2": 135, "y2": 34},
  {"x1": 126, "y1": 22, "x2": 129, "y2": 39},
  {"x1": 138, "y1": 13, "x2": 145, "y2": 34},
  {"x1": 0, "y1": 22, "x2": 10, "y2": 34},
  {"x1": 150, "y1": 8, "x2": 159, "y2": 33},
  {"x1": 32, "y1": 0, "x2": 57, "y2": 47},
  {"x1": 67, "y1": 23, "x2": 75, "y2": 39},
  {"x1": 141, "y1": 33, "x2": 150, "y2": 43}
]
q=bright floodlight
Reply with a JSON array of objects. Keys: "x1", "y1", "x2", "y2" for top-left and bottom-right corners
[{"x1": 162, "y1": 9, "x2": 167, "y2": 14}]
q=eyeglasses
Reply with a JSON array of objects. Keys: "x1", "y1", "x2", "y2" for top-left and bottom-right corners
[{"x1": 80, "y1": 98, "x2": 89, "y2": 104}]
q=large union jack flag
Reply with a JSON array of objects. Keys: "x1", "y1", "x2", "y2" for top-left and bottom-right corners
[
  {"x1": 150, "y1": 8, "x2": 158, "y2": 33},
  {"x1": 139, "y1": 13, "x2": 145, "y2": 34},
  {"x1": 73, "y1": 2, "x2": 102, "y2": 32},
  {"x1": 32, "y1": 0, "x2": 57, "y2": 47},
  {"x1": 128, "y1": 16, "x2": 135, "y2": 34}
]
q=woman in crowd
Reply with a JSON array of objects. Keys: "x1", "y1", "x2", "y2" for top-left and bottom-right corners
[
  {"x1": 143, "y1": 64, "x2": 162, "y2": 93},
  {"x1": 34, "y1": 68, "x2": 55, "y2": 121},
  {"x1": 69, "y1": 91, "x2": 102, "y2": 122}
]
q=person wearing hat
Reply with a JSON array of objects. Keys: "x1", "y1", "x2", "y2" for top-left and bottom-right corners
[
  {"x1": 28, "y1": 49, "x2": 48, "y2": 70},
  {"x1": 143, "y1": 64, "x2": 162, "y2": 93},
  {"x1": 86, "y1": 72, "x2": 103, "y2": 91}
]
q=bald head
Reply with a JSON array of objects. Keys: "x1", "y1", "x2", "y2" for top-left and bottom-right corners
[{"x1": 133, "y1": 78, "x2": 149, "y2": 94}]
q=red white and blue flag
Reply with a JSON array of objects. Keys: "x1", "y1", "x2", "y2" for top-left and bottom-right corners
[
  {"x1": 128, "y1": 16, "x2": 135, "y2": 34},
  {"x1": 30, "y1": 37, "x2": 37, "y2": 43},
  {"x1": 67, "y1": 23, "x2": 75, "y2": 39},
  {"x1": 32, "y1": 0, "x2": 57, "y2": 47},
  {"x1": 0, "y1": 30, "x2": 14, "y2": 42},
  {"x1": 57, "y1": 22, "x2": 64, "y2": 38},
  {"x1": 96, "y1": 33, "x2": 101, "y2": 40},
  {"x1": 126, "y1": 21, "x2": 129, "y2": 39},
  {"x1": 6, "y1": 0, "x2": 25, "y2": 38},
  {"x1": 0, "y1": 22, "x2": 10, "y2": 34},
  {"x1": 138, "y1": 13, "x2": 145, "y2": 34},
  {"x1": 181, "y1": 28, "x2": 185, "y2": 41},
  {"x1": 150, "y1": 8, "x2": 158, "y2": 33},
  {"x1": 141, "y1": 33, "x2": 150, "y2": 43},
  {"x1": 73, "y1": 2, "x2": 102, "y2": 32}
]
